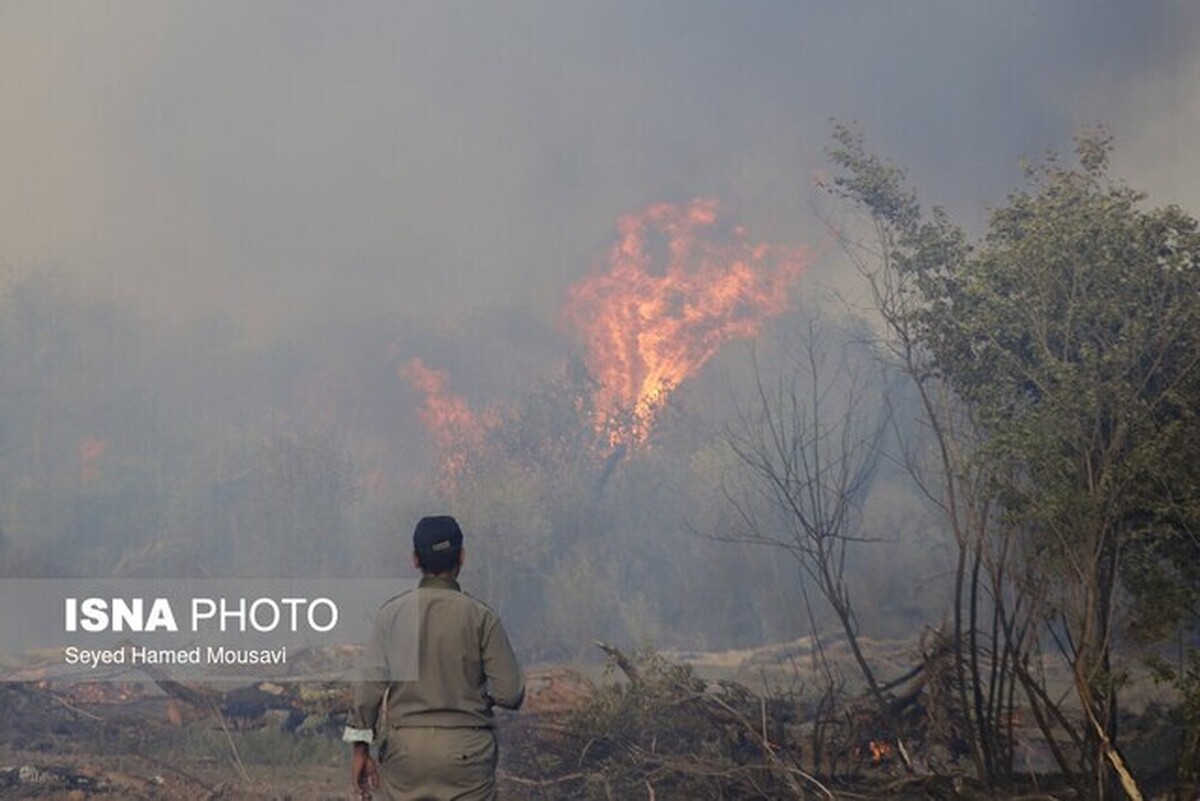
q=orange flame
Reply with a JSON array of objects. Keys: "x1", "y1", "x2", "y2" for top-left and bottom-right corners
[
  {"x1": 566, "y1": 198, "x2": 806, "y2": 445},
  {"x1": 398, "y1": 357, "x2": 484, "y2": 486},
  {"x1": 868, "y1": 740, "x2": 894, "y2": 765}
]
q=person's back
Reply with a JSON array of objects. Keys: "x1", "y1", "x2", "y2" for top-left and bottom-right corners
[{"x1": 345, "y1": 516, "x2": 524, "y2": 800}]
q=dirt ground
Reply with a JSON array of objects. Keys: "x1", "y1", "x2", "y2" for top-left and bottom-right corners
[
  {"x1": 0, "y1": 640, "x2": 1185, "y2": 800},
  {"x1": 0, "y1": 673, "x2": 586, "y2": 800},
  {"x1": 0, "y1": 714, "x2": 559, "y2": 800},
  {"x1": 0, "y1": 686, "x2": 344, "y2": 800},
  {"x1": 0, "y1": 634, "x2": 909, "y2": 800},
  {"x1": 0, "y1": 751, "x2": 347, "y2": 800}
]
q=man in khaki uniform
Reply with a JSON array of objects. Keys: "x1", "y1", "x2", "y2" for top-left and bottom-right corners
[{"x1": 345, "y1": 516, "x2": 524, "y2": 800}]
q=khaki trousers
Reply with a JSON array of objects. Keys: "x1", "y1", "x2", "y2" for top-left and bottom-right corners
[{"x1": 378, "y1": 727, "x2": 498, "y2": 801}]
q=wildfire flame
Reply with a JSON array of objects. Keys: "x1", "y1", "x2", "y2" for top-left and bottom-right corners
[
  {"x1": 566, "y1": 198, "x2": 806, "y2": 445},
  {"x1": 399, "y1": 198, "x2": 807, "y2": 480},
  {"x1": 397, "y1": 357, "x2": 485, "y2": 485}
]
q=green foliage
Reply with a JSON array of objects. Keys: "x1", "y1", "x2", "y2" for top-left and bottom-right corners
[
  {"x1": 832, "y1": 122, "x2": 1200, "y2": 640},
  {"x1": 936, "y1": 136, "x2": 1200, "y2": 624},
  {"x1": 828, "y1": 122, "x2": 1200, "y2": 793},
  {"x1": 829, "y1": 123, "x2": 921, "y2": 237}
]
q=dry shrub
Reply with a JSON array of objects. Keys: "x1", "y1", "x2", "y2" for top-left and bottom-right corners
[{"x1": 502, "y1": 647, "x2": 824, "y2": 800}]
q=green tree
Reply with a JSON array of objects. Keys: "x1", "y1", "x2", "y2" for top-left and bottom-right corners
[
  {"x1": 951, "y1": 136, "x2": 1200, "y2": 798},
  {"x1": 829, "y1": 125, "x2": 1200, "y2": 798},
  {"x1": 828, "y1": 125, "x2": 1037, "y2": 789}
]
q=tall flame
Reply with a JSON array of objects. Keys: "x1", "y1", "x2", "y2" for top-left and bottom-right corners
[
  {"x1": 566, "y1": 198, "x2": 806, "y2": 445},
  {"x1": 399, "y1": 198, "x2": 806, "y2": 480}
]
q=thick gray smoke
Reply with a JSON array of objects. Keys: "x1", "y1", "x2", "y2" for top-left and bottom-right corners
[
  {"x1": 2, "y1": 2, "x2": 1195, "y2": 341},
  {"x1": 1, "y1": 2, "x2": 1196, "y2": 656}
]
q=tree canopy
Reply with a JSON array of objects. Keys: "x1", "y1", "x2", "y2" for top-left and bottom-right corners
[{"x1": 828, "y1": 123, "x2": 1200, "y2": 795}]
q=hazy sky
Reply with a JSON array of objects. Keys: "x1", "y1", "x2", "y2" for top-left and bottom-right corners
[{"x1": 2, "y1": 2, "x2": 1197, "y2": 339}]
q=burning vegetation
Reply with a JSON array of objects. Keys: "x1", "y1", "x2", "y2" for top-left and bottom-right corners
[
  {"x1": 402, "y1": 197, "x2": 807, "y2": 478},
  {"x1": 397, "y1": 357, "x2": 489, "y2": 488},
  {"x1": 3, "y1": 132, "x2": 1199, "y2": 800},
  {"x1": 566, "y1": 198, "x2": 806, "y2": 447}
]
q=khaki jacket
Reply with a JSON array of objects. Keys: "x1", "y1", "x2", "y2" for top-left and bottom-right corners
[{"x1": 345, "y1": 576, "x2": 524, "y2": 740}]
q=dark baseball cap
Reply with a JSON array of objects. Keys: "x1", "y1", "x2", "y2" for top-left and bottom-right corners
[{"x1": 413, "y1": 515, "x2": 463, "y2": 555}]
